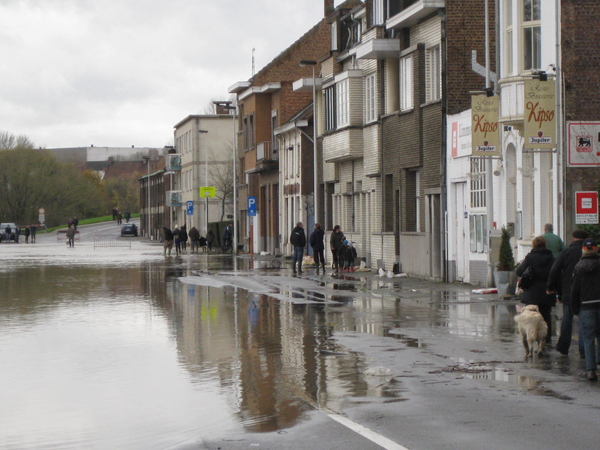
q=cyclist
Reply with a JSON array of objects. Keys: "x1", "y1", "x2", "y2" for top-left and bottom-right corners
[{"x1": 222, "y1": 223, "x2": 233, "y2": 252}]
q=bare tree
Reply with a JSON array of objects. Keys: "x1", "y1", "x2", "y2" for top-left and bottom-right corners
[
  {"x1": 202, "y1": 95, "x2": 238, "y2": 114},
  {"x1": 209, "y1": 160, "x2": 234, "y2": 222}
]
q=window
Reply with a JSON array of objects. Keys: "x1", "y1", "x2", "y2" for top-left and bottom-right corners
[
  {"x1": 331, "y1": 21, "x2": 338, "y2": 51},
  {"x1": 365, "y1": 73, "x2": 377, "y2": 123},
  {"x1": 324, "y1": 86, "x2": 336, "y2": 131},
  {"x1": 373, "y1": 0, "x2": 384, "y2": 25},
  {"x1": 505, "y1": 0, "x2": 514, "y2": 75},
  {"x1": 426, "y1": 45, "x2": 441, "y2": 102},
  {"x1": 522, "y1": 0, "x2": 541, "y2": 70},
  {"x1": 469, "y1": 214, "x2": 488, "y2": 253},
  {"x1": 336, "y1": 79, "x2": 349, "y2": 127},
  {"x1": 399, "y1": 55, "x2": 413, "y2": 111},
  {"x1": 243, "y1": 114, "x2": 255, "y2": 150},
  {"x1": 470, "y1": 157, "x2": 487, "y2": 208}
]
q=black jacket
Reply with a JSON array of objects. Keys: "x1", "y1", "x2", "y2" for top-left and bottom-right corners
[
  {"x1": 290, "y1": 226, "x2": 306, "y2": 247},
  {"x1": 516, "y1": 248, "x2": 555, "y2": 306},
  {"x1": 330, "y1": 230, "x2": 345, "y2": 251},
  {"x1": 162, "y1": 227, "x2": 174, "y2": 241},
  {"x1": 546, "y1": 240, "x2": 584, "y2": 306},
  {"x1": 309, "y1": 228, "x2": 325, "y2": 251},
  {"x1": 571, "y1": 253, "x2": 600, "y2": 315}
]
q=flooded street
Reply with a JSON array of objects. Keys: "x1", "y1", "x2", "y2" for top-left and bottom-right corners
[{"x1": 1, "y1": 222, "x2": 600, "y2": 450}]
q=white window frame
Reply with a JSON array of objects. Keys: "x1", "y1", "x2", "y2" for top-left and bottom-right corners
[
  {"x1": 399, "y1": 55, "x2": 414, "y2": 111},
  {"x1": 324, "y1": 86, "x2": 336, "y2": 131},
  {"x1": 331, "y1": 21, "x2": 338, "y2": 51},
  {"x1": 365, "y1": 73, "x2": 377, "y2": 123},
  {"x1": 521, "y1": 0, "x2": 541, "y2": 71},
  {"x1": 373, "y1": 0, "x2": 384, "y2": 25},
  {"x1": 426, "y1": 45, "x2": 441, "y2": 102},
  {"x1": 336, "y1": 79, "x2": 349, "y2": 128},
  {"x1": 505, "y1": 0, "x2": 514, "y2": 76}
]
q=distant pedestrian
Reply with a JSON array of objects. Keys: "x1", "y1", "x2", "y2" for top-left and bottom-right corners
[
  {"x1": 30, "y1": 224, "x2": 37, "y2": 243},
  {"x1": 112, "y1": 207, "x2": 118, "y2": 221},
  {"x1": 290, "y1": 222, "x2": 306, "y2": 275},
  {"x1": 543, "y1": 223, "x2": 565, "y2": 258},
  {"x1": 188, "y1": 226, "x2": 200, "y2": 252},
  {"x1": 309, "y1": 223, "x2": 326, "y2": 275},
  {"x1": 547, "y1": 229, "x2": 588, "y2": 356},
  {"x1": 173, "y1": 226, "x2": 181, "y2": 255},
  {"x1": 72, "y1": 217, "x2": 79, "y2": 230},
  {"x1": 67, "y1": 218, "x2": 73, "y2": 228},
  {"x1": 162, "y1": 226, "x2": 174, "y2": 256},
  {"x1": 124, "y1": 211, "x2": 131, "y2": 223},
  {"x1": 516, "y1": 236, "x2": 556, "y2": 344},
  {"x1": 180, "y1": 225, "x2": 188, "y2": 251},
  {"x1": 571, "y1": 238, "x2": 600, "y2": 381},
  {"x1": 4, "y1": 224, "x2": 11, "y2": 243},
  {"x1": 222, "y1": 223, "x2": 233, "y2": 251},
  {"x1": 23, "y1": 226, "x2": 30, "y2": 244},
  {"x1": 117, "y1": 213, "x2": 122, "y2": 225},
  {"x1": 206, "y1": 229, "x2": 215, "y2": 252},
  {"x1": 330, "y1": 225, "x2": 345, "y2": 272},
  {"x1": 14, "y1": 226, "x2": 20, "y2": 243},
  {"x1": 66, "y1": 227, "x2": 76, "y2": 247}
]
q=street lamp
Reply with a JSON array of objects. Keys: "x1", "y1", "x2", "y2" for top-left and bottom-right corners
[
  {"x1": 299, "y1": 59, "x2": 319, "y2": 226},
  {"x1": 214, "y1": 101, "x2": 238, "y2": 254},
  {"x1": 198, "y1": 129, "x2": 209, "y2": 235},
  {"x1": 142, "y1": 155, "x2": 151, "y2": 239}
]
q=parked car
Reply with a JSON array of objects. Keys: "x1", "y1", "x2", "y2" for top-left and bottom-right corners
[
  {"x1": 0, "y1": 223, "x2": 17, "y2": 242},
  {"x1": 121, "y1": 223, "x2": 138, "y2": 237}
]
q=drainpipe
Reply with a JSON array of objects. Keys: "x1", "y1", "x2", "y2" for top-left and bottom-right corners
[{"x1": 440, "y1": 9, "x2": 448, "y2": 282}]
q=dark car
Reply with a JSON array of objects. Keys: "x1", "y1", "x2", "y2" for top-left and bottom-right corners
[
  {"x1": 121, "y1": 223, "x2": 138, "y2": 237},
  {"x1": 0, "y1": 222, "x2": 17, "y2": 242}
]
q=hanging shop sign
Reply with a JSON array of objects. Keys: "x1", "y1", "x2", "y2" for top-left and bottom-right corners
[
  {"x1": 471, "y1": 94, "x2": 499, "y2": 156},
  {"x1": 523, "y1": 79, "x2": 556, "y2": 149}
]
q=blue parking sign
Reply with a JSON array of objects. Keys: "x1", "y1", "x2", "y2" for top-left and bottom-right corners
[
  {"x1": 186, "y1": 201, "x2": 194, "y2": 215},
  {"x1": 248, "y1": 196, "x2": 257, "y2": 216}
]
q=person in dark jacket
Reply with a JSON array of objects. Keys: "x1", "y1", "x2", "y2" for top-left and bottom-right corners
[
  {"x1": 173, "y1": 226, "x2": 181, "y2": 255},
  {"x1": 180, "y1": 225, "x2": 188, "y2": 252},
  {"x1": 309, "y1": 223, "x2": 326, "y2": 275},
  {"x1": 330, "y1": 225, "x2": 345, "y2": 272},
  {"x1": 162, "y1": 226, "x2": 174, "y2": 256},
  {"x1": 206, "y1": 229, "x2": 215, "y2": 252},
  {"x1": 290, "y1": 222, "x2": 306, "y2": 275},
  {"x1": 517, "y1": 236, "x2": 555, "y2": 343},
  {"x1": 547, "y1": 229, "x2": 588, "y2": 356},
  {"x1": 23, "y1": 226, "x2": 30, "y2": 244},
  {"x1": 188, "y1": 226, "x2": 200, "y2": 252},
  {"x1": 571, "y1": 238, "x2": 600, "y2": 381}
]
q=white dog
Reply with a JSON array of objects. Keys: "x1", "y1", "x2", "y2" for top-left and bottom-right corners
[{"x1": 514, "y1": 304, "x2": 548, "y2": 357}]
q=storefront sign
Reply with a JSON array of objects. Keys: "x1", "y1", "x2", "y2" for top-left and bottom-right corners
[
  {"x1": 471, "y1": 94, "x2": 499, "y2": 156},
  {"x1": 567, "y1": 122, "x2": 600, "y2": 167},
  {"x1": 523, "y1": 79, "x2": 556, "y2": 149}
]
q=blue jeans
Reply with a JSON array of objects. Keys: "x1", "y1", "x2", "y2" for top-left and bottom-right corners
[
  {"x1": 557, "y1": 303, "x2": 584, "y2": 356},
  {"x1": 292, "y1": 246, "x2": 304, "y2": 271},
  {"x1": 579, "y1": 310, "x2": 600, "y2": 370}
]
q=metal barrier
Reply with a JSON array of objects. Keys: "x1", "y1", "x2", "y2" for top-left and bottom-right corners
[{"x1": 93, "y1": 236, "x2": 131, "y2": 249}]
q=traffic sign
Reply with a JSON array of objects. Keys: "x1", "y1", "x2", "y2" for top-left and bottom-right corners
[
  {"x1": 186, "y1": 201, "x2": 194, "y2": 215},
  {"x1": 248, "y1": 196, "x2": 257, "y2": 216},
  {"x1": 200, "y1": 187, "x2": 216, "y2": 198},
  {"x1": 575, "y1": 191, "x2": 599, "y2": 224}
]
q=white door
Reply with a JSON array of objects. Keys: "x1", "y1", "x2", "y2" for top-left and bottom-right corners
[{"x1": 454, "y1": 182, "x2": 469, "y2": 282}]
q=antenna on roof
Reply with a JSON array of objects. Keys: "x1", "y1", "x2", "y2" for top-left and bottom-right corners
[{"x1": 252, "y1": 48, "x2": 255, "y2": 77}]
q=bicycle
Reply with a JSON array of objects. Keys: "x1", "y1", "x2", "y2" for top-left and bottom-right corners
[{"x1": 222, "y1": 238, "x2": 234, "y2": 254}]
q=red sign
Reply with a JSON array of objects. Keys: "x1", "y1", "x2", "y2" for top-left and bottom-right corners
[{"x1": 575, "y1": 191, "x2": 599, "y2": 224}]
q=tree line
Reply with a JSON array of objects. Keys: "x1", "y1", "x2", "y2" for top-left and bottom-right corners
[{"x1": 0, "y1": 132, "x2": 139, "y2": 227}]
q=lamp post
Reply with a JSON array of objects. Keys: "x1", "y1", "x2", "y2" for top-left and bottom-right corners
[
  {"x1": 299, "y1": 59, "x2": 319, "y2": 226},
  {"x1": 142, "y1": 155, "x2": 150, "y2": 239},
  {"x1": 198, "y1": 129, "x2": 209, "y2": 235}
]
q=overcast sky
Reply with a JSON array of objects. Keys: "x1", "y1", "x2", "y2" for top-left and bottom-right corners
[{"x1": 0, "y1": 0, "x2": 340, "y2": 149}]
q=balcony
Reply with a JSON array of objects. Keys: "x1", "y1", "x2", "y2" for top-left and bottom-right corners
[
  {"x1": 247, "y1": 141, "x2": 279, "y2": 173},
  {"x1": 387, "y1": 0, "x2": 445, "y2": 29}
]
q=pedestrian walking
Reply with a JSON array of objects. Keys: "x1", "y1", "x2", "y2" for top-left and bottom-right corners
[
  {"x1": 14, "y1": 226, "x2": 20, "y2": 243},
  {"x1": 330, "y1": 225, "x2": 345, "y2": 272},
  {"x1": 30, "y1": 224, "x2": 37, "y2": 243},
  {"x1": 180, "y1": 225, "x2": 188, "y2": 252},
  {"x1": 112, "y1": 207, "x2": 118, "y2": 221},
  {"x1": 290, "y1": 222, "x2": 306, "y2": 275},
  {"x1": 516, "y1": 236, "x2": 556, "y2": 344},
  {"x1": 543, "y1": 223, "x2": 565, "y2": 258},
  {"x1": 206, "y1": 229, "x2": 215, "y2": 252},
  {"x1": 571, "y1": 238, "x2": 600, "y2": 381},
  {"x1": 309, "y1": 223, "x2": 326, "y2": 275},
  {"x1": 72, "y1": 217, "x2": 79, "y2": 231},
  {"x1": 188, "y1": 226, "x2": 200, "y2": 252},
  {"x1": 124, "y1": 211, "x2": 131, "y2": 223},
  {"x1": 66, "y1": 227, "x2": 76, "y2": 247},
  {"x1": 162, "y1": 226, "x2": 174, "y2": 256},
  {"x1": 173, "y1": 226, "x2": 181, "y2": 255},
  {"x1": 23, "y1": 226, "x2": 30, "y2": 244},
  {"x1": 547, "y1": 229, "x2": 588, "y2": 356},
  {"x1": 4, "y1": 224, "x2": 11, "y2": 243},
  {"x1": 117, "y1": 213, "x2": 122, "y2": 225}
]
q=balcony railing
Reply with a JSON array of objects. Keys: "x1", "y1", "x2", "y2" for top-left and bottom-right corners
[{"x1": 256, "y1": 141, "x2": 279, "y2": 162}]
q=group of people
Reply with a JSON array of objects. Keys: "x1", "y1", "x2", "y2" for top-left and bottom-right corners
[
  {"x1": 161, "y1": 225, "x2": 216, "y2": 256},
  {"x1": 111, "y1": 208, "x2": 131, "y2": 225},
  {"x1": 517, "y1": 223, "x2": 600, "y2": 381},
  {"x1": 2, "y1": 224, "x2": 38, "y2": 243},
  {"x1": 67, "y1": 217, "x2": 79, "y2": 230},
  {"x1": 289, "y1": 223, "x2": 356, "y2": 275}
]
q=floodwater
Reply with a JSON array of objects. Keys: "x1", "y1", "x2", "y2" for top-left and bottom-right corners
[{"x1": 0, "y1": 235, "x2": 583, "y2": 449}]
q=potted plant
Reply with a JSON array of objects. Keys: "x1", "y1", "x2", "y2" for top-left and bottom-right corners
[{"x1": 494, "y1": 226, "x2": 517, "y2": 296}]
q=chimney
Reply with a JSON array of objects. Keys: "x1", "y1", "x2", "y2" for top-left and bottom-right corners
[{"x1": 324, "y1": 0, "x2": 335, "y2": 17}]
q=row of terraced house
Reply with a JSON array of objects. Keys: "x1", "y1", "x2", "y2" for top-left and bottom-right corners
[{"x1": 143, "y1": 0, "x2": 600, "y2": 287}]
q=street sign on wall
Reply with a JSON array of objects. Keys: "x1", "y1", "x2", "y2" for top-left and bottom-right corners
[
  {"x1": 575, "y1": 191, "x2": 599, "y2": 224},
  {"x1": 567, "y1": 122, "x2": 600, "y2": 167},
  {"x1": 247, "y1": 196, "x2": 257, "y2": 216}
]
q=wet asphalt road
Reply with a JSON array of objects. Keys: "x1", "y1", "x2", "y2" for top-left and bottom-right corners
[{"x1": 1, "y1": 221, "x2": 599, "y2": 450}]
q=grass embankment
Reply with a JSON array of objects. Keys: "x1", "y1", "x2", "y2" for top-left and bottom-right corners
[{"x1": 43, "y1": 214, "x2": 141, "y2": 233}]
